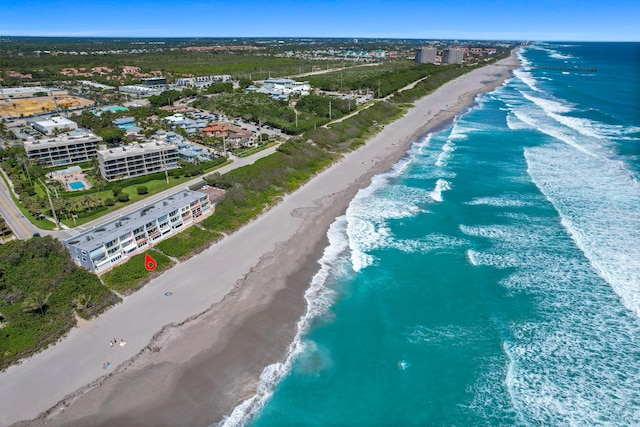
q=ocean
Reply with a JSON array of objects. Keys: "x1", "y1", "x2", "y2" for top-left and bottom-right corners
[{"x1": 224, "y1": 42, "x2": 640, "y2": 426}]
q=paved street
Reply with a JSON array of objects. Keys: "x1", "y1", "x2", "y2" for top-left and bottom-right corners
[{"x1": 0, "y1": 144, "x2": 280, "y2": 242}]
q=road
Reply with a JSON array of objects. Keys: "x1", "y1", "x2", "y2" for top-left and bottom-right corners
[
  {"x1": 0, "y1": 169, "x2": 41, "y2": 239},
  {"x1": 0, "y1": 144, "x2": 280, "y2": 242}
]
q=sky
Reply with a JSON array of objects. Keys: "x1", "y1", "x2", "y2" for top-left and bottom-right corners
[{"x1": 2, "y1": 0, "x2": 639, "y2": 41}]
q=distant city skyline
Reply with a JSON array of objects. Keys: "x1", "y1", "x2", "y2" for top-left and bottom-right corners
[{"x1": 3, "y1": 0, "x2": 639, "y2": 42}]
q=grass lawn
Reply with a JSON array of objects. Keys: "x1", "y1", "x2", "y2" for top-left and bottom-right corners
[{"x1": 53, "y1": 160, "x2": 231, "y2": 228}]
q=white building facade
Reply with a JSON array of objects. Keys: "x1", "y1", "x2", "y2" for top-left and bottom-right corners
[
  {"x1": 262, "y1": 78, "x2": 311, "y2": 98},
  {"x1": 32, "y1": 116, "x2": 78, "y2": 135},
  {"x1": 97, "y1": 141, "x2": 179, "y2": 181},
  {"x1": 23, "y1": 130, "x2": 101, "y2": 166},
  {"x1": 64, "y1": 189, "x2": 213, "y2": 272}
]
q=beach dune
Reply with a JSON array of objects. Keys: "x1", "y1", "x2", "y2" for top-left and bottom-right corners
[{"x1": 0, "y1": 52, "x2": 518, "y2": 427}]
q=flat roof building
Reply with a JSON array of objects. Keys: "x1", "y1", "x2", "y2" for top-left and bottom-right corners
[
  {"x1": 141, "y1": 77, "x2": 167, "y2": 87},
  {"x1": 64, "y1": 188, "x2": 216, "y2": 272},
  {"x1": 32, "y1": 116, "x2": 78, "y2": 135},
  {"x1": 119, "y1": 85, "x2": 164, "y2": 96},
  {"x1": 248, "y1": 78, "x2": 311, "y2": 99},
  {"x1": 97, "y1": 141, "x2": 179, "y2": 181},
  {"x1": 23, "y1": 130, "x2": 101, "y2": 166},
  {"x1": 0, "y1": 86, "x2": 66, "y2": 100},
  {"x1": 175, "y1": 75, "x2": 231, "y2": 87}
]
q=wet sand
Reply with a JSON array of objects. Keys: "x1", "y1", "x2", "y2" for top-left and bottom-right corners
[{"x1": 2, "y1": 52, "x2": 519, "y2": 427}]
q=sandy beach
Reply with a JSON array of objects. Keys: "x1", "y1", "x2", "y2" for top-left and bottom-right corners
[{"x1": 0, "y1": 52, "x2": 519, "y2": 427}]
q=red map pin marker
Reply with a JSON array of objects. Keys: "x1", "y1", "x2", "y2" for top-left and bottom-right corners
[{"x1": 144, "y1": 253, "x2": 157, "y2": 271}]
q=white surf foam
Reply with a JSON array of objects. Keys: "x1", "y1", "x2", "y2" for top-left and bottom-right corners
[
  {"x1": 525, "y1": 143, "x2": 640, "y2": 318},
  {"x1": 466, "y1": 195, "x2": 535, "y2": 208},
  {"x1": 520, "y1": 91, "x2": 572, "y2": 114},
  {"x1": 219, "y1": 217, "x2": 351, "y2": 427},
  {"x1": 505, "y1": 112, "x2": 531, "y2": 131},
  {"x1": 515, "y1": 49, "x2": 532, "y2": 69},
  {"x1": 513, "y1": 69, "x2": 540, "y2": 92},
  {"x1": 346, "y1": 181, "x2": 423, "y2": 272},
  {"x1": 435, "y1": 139, "x2": 455, "y2": 167},
  {"x1": 510, "y1": 98, "x2": 599, "y2": 158},
  {"x1": 429, "y1": 179, "x2": 450, "y2": 202}
]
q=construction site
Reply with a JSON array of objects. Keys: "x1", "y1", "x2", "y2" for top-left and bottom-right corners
[{"x1": 0, "y1": 95, "x2": 95, "y2": 119}]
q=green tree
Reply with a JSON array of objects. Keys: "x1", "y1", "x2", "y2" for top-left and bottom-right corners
[
  {"x1": 72, "y1": 293, "x2": 92, "y2": 311},
  {"x1": 239, "y1": 78, "x2": 253, "y2": 89},
  {"x1": 136, "y1": 185, "x2": 148, "y2": 195},
  {"x1": 97, "y1": 127, "x2": 125, "y2": 144},
  {"x1": 0, "y1": 216, "x2": 7, "y2": 235},
  {"x1": 118, "y1": 192, "x2": 130, "y2": 202},
  {"x1": 206, "y1": 82, "x2": 234, "y2": 94},
  {"x1": 21, "y1": 291, "x2": 52, "y2": 315}
]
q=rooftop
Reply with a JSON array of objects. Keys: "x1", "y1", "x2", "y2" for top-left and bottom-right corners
[
  {"x1": 97, "y1": 140, "x2": 177, "y2": 160},
  {"x1": 65, "y1": 189, "x2": 208, "y2": 252}
]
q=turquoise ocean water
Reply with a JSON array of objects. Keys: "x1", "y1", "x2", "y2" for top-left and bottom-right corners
[{"x1": 223, "y1": 42, "x2": 640, "y2": 426}]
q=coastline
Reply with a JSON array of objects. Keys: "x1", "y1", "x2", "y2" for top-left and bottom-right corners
[{"x1": 1, "y1": 52, "x2": 519, "y2": 427}]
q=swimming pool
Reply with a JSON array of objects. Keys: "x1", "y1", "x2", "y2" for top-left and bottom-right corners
[{"x1": 68, "y1": 181, "x2": 85, "y2": 190}]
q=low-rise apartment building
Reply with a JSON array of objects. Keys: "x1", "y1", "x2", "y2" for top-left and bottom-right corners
[
  {"x1": 64, "y1": 188, "x2": 215, "y2": 272},
  {"x1": 97, "y1": 140, "x2": 179, "y2": 181},
  {"x1": 23, "y1": 130, "x2": 100, "y2": 166}
]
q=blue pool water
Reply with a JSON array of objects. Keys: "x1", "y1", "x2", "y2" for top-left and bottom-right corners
[{"x1": 68, "y1": 181, "x2": 85, "y2": 190}]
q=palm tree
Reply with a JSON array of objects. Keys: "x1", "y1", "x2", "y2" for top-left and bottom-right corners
[
  {"x1": 72, "y1": 294, "x2": 92, "y2": 312},
  {"x1": 21, "y1": 291, "x2": 52, "y2": 315}
]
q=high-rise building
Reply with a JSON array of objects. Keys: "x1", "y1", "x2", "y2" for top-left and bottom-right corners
[
  {"x1": 414, "y1": 47, "x2": 438, "y2": 64},
  {"x1": 442, "y1": 48, "x2": 465, "y2": 64}
]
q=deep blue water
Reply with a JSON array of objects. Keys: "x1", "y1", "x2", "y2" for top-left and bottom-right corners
[{"x1": 223, "y1": 42, "x2": 640, "y2": 426}]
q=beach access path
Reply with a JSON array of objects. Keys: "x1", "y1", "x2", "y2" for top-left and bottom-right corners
[{"x1": 0, "y1": 52, "x2": 519, "y2": 427}]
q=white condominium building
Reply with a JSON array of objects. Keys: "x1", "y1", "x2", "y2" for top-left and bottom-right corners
[
  {"x1": 97, "y1": 141, "x2": 179, "y2": 181},
  {"x1": 23, "y1": 130, "x2": 101, "y2": 167},
  {"x1": 64, "y1": 188, "x2": 214, "y2": 272}
]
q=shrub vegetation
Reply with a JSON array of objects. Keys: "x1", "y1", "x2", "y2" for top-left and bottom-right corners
[
  {"x1": 0, "y1": 237, "x2": 120, "y2": 371},
  {"x1": 101, "y1": 250, "x2": 173, "y2": 294}
]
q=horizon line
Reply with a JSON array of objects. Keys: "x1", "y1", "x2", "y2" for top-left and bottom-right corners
[{"x1": 1, "y1": 35, "x2": 638, "y2": 43}]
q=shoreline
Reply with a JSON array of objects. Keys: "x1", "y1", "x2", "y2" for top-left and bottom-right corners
[{"x1": 1, "y1": 52, "x2": 519, "y2": 427}]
